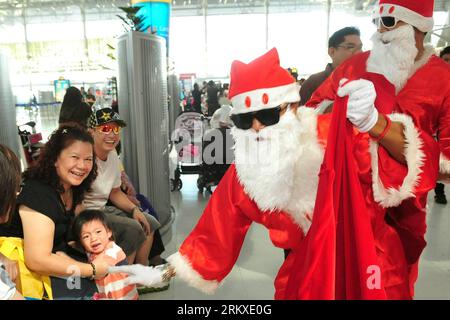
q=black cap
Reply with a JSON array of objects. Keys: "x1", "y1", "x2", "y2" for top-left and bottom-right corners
[{"x1": 88, "y1": 107, "x2": 126, "y2": 128}]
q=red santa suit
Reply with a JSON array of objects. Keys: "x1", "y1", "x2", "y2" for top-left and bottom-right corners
[{"x1": 305, "y1": 45, "x2": 450, "y2": 297}]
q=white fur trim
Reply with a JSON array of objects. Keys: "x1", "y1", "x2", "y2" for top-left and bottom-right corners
[
  {"x1": 234, "y1": 107, "x2": 324, "y2": 234},
  {"x1": 379, "y1": 3, "x2": 434, "y2": 32},
  {"x1": 167, "y1": 252, "x2": 219, "y2": 294},
  {"x1": 411, "y1": 46, "x2": 436, "y2": 76},
  {"x1": 370, "y1": 113, "x2": 425, "y2": 208},
  {"x1": 230, "y1": 82, "x2": 300, "y2": 114},
  {"x1": 440, "y1": 154, "x2": 450, "y2": 174}
]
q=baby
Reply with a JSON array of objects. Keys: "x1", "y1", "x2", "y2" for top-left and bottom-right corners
[{"x1": 72, "y1": 209, "x2": 139, "y2": 300}]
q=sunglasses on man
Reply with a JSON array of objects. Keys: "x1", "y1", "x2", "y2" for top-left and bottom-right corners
[
  {"x1": 373, "y1": 16, "x2": 399, "y2": 30},
  {"x1": 96, "y1": 124, "x2": 121, "y2": 135},
  {"x1": 230, "y1": 105, "x2": 287, "y2": 130}
]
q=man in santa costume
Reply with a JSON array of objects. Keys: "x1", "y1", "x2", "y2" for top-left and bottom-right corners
[
  {"x1": 111, "y1": 48, "x2": 334, "y2": 297},
  {"x1": 110, "y1": 44, "x2": 443, "y2": 300},
  {"x1": 300, "y1": 0, "x2": 450, "y2": 299}
]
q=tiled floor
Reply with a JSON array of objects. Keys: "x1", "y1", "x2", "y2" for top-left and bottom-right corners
[
  {"x1": 141, "y1": 174, "x2": 282, "y2": 300},
  {"x1": 141, "y1": 174, "x2": 450, "y2": 300}
]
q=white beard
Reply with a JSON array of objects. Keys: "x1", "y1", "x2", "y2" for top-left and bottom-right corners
[
  {"x1": 231, "y1": 107, "x2": 324, "y2": 233},
  {"x1": 367, "y1": 24, "x2": 418, "y2": 93}
]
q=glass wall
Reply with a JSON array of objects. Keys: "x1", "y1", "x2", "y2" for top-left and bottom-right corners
[{"x1": 0, "y1": 1, "x2": 449, "y2": 101}]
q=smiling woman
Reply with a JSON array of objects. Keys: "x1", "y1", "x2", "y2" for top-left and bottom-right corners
[{"x1": 0, "y1": 123, "x2": 111, "y2": 299}]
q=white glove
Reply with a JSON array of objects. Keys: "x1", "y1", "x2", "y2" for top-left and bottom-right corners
[
  {"x1": 337, "y1": 78, "x2": 378, "y2": 133},
  {"x1": 108, "y1": 264, "x2": 167, "y2": 287}
]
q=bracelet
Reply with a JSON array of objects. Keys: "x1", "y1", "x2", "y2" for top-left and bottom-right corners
[
  {"x1": 370, "y1": 114, "x2": 391, "y2": 142},
  {"x1": 89, "y1": 262, "x2": 96, "y2": 280}
]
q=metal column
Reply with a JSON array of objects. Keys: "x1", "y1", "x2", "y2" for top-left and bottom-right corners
[{"x1": 117, "y1": 31, "x2": 173, "y2": 238}]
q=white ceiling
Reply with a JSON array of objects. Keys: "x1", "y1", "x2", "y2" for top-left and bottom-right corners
[{"x1": 0, "y1": 0, "x2": 448, "y2": 24}]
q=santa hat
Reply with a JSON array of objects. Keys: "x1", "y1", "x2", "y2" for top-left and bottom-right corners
[
  {"x1": 377, "y1": 0, "x2": 434, "y2": 32},
  {"x1": 228, "y1": 48, "x2": 300, "y2": 115}
]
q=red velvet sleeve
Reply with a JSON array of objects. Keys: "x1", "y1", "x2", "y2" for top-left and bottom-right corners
[
  {"x1": 177, "y1": 165, "x2": 254, "y2": 285},
  {"x1": 371, "y1": 114, "x2": 439, "y2": 208},
  {"x1": 438, "y1": 93, "x2": 450, "y2": 174}
]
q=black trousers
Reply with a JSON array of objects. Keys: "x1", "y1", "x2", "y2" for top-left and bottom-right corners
[
  {"x1": 435, "y1": 182, "x2": 445, "y2": 195},
  {"x1": 150, "y1": 229, "x2": 165, "y2": 258}
]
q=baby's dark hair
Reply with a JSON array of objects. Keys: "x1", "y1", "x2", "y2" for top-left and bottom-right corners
[{"x1": 72, "y1": 209, "x2": 114, "y2": 243}]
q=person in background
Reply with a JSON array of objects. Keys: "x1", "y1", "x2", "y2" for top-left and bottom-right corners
[
  {"x1": 218, "y1": 85, "x2": 231, "y2": 107},
  {"x1": 80, "y1": 87, "x2": 87, "y2": 101},
  {"x1": 206, "y1": 80, "x2": 220, "y2": 116},
  {"x1": 191, "y1": 83, "x2": 202, "y2": 114},
  {"x1": 59, "y1": 86, "x2": 92, "y2": 129},
  {"x1": 85, "y1": 94, "x2": 96, "y2": 108},
  {"x1": 300, "y1": 26, "x2": 362, "y2": 107},
  {"x1": 440, "y1": 46, "x2": 450, "y2": 64},
  {"x1": 199, "y1": 105, "x2": 234, "y2": 190},
  {"x1": 0, "y1": 144, "x2": 24, "y2": 300},
  {"x1": 434, "y1": 46, "x2": 450, "y2": 204}
]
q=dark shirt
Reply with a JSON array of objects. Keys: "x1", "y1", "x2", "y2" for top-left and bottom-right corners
[
  {"x1": 0, "y1": 179, "x2": 73, "y2": 253},
  {"x1": 299, "y1": 63, "x2": 334, "y2": 106},
  {"x1": 206, "y1": 85, "x2": 219, "y2": 105}
]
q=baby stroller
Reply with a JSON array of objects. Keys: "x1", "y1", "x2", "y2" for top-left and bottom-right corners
[
  {"x1": 197, "y1": 127, "x2": 233, "y2": 194},
  {"x1": 170, "y1": 111, "x2": 210, "y2": 191},
  {"x1": 18, "y1": 121, "x2": 44, "y2": 167}
]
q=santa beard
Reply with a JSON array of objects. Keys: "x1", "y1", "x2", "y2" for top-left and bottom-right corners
[
  {"x1": 367, "y1": 24, "x2": 418, "y2": 93},
  {"x1": 231, "y1": 108, "x2": 301, "y2": 202},
  {"x1": 231, "y1": 108, "x2": 324, "y2": 232}
]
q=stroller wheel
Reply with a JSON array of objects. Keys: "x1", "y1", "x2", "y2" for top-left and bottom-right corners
[
  {"x1": 176, "y1": 179, "x2": 183, "y2": 190},
  {"x1": 197, "y1": 177, "x2": 204, "y2": 193},
  {"x1": 170, "y1": 179, "x2": 176, "y2": 192}
]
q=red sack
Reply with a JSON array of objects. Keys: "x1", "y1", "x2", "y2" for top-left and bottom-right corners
[{"x1": 284, "y1": 81, "x2": 389, "y2": 299}]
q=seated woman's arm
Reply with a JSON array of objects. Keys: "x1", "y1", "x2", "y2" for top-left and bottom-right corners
[{"x1": 19, "y1": 205, "x2": 108, "y2": 278}]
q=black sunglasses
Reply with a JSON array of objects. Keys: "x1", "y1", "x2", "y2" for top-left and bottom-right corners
[{"x1": 230, "y1": 106, "x2": 282, "y2": 130}]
